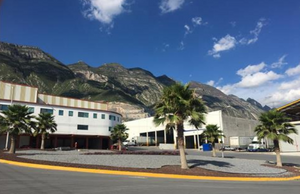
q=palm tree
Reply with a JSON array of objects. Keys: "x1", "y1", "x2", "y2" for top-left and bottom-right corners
[
  {"x1": 34, "y1": 112, "x2": 57, "y2": 150},
  {"x1": 153, "y1": 83, "x2": 206, "y2": 169},
  {"x1": 202, "y1": 124, "x2": 225, "y2": 157},
  {"x1": 0, "y1": 104, "x2": 36, "y2": 154},
  {"x1": 255, "y1": 110, "x2": 298, "y2": 167},
  {"x1": 111, "y1": 124, "x2": 129, "y2": 151}
]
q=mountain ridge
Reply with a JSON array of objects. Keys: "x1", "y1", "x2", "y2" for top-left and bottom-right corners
[{"x1": 0, "y1": 41, "x2": 269, "y2": 121}]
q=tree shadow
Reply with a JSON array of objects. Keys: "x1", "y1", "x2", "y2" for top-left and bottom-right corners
[{"x1": 187, "y1": 159, "x2": 234, "y2": 168}]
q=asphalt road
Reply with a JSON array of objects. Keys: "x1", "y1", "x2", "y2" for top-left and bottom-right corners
[
  {"x1": 129, "y1": 146, "x2": 300, "y2": 166},
  {"x1": 0, "y1": 163, "x2": 299, "y2": 194},
  {"x1": 185, "y1": 150, "x2": 300, "y2": 166}
]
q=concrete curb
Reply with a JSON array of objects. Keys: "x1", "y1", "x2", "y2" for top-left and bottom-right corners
[{"x1": 1, "y1": 159, "x2": 300, "y2": 182}]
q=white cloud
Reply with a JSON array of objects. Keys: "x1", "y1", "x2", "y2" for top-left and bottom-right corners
[
  {"x1": 244, "y1": 18, "x2": 266, "y2": 45},
  {"x1": 184, "y1": 24, "x2": 192, "y2": 36},
  {"x1": 160, "y1": 0, "x2": 185, "y2": 14},
  {"x1": 208, "y1": 35, "x2": 237, "y2": 57},
  {"x1": 82, "y1": 0, "x2": 127, "y2": 25},
  {"x1": 192, "y1": 17, "x2": 202, "y2": 26},
  {"x1": 230, "y1": 21, "x2": 236, "y2": 27},
  {"x1": 162, "y1": 43, "x2": 170, "y2": 52},
  {"x1": 237, "y1": 71, "x2": 282, "y2": 88},
  {"x1": 178, "y1": 41, "x2": 185, "y2": 50},
  {"x1": 237, "y1": 62, "x2": 266, "y2": 77},
  {"x1": 218, "y1": 61, "x2": 300, "y2": 108},
  {"x1": 263, "y1": 88, "x2": 300, "y2": 107},
  {"x1": 206, "y1": 80, "x2": 215, "y2": 86},
  {"x1": 279, "y1": 78, "x2": 300, "y2": 90},
  {"x1": 285, "y1": 64, "x2": 300, "y2": 76},
  {"x1": 271, "y1": 55, "x2": 288, "y2": 68}
]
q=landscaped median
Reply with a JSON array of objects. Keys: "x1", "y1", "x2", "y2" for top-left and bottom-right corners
[{"x1": 1, "y1": 150, "x2": 300, "y2": 182}]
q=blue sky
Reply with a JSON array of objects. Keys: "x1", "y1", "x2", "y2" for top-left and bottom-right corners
[{"x1": 1, "y1": 0, "x2": 300, "y2": 107}]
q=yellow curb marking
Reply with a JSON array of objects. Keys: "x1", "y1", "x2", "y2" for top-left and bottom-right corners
[{"x1": 1, "y1": 159, "x2": 300, "y2": 182}]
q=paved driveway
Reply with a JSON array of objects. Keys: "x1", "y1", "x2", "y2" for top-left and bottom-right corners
[{"x1": 0, "y1": 163, "x2": 299, "y2": 194}]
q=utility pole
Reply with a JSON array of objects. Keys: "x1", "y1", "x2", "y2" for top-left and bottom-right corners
[{"x1": 4, "y1": 85, "x2": 14, "y2": 150}]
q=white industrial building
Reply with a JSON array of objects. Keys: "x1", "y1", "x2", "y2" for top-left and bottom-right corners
[
  {"x1": 278, "y1": 99, "x2": 300, "y2": 152},
  {"x1": 124, "y1": 110, "x2": 259, "y2": 149},
  {"x1": 0, "y1": 81, "x2": 121, "y2": 149}
]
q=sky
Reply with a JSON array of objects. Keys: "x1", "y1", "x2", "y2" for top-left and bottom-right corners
[{"x1": 0, "y1": 0, "x2": 300, "y2": 107}]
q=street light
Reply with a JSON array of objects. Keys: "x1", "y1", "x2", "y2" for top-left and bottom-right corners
[{"x1": 4, "y1": 85, "x2": 14, "y2": 150}]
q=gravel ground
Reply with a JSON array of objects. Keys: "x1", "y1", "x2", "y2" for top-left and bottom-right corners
[{"x1": 16, "y1": 150, "x2": 287, "y2": 175}]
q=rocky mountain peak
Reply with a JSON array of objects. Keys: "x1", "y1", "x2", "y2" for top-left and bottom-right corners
[{"x1": 0, "y1": 41, "x2": 60, "y2": 63}]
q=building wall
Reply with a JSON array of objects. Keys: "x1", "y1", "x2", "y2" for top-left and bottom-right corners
[
  {"x1": 124, "y1": 110, "x2": 224, "y2": 146},
  {"x1": 280, "y1": 122, "x2": 300, "y2": 152},
  {"x1": 0, "y1": 100, "x2": 122, "y2": 149},
  {"x1": 38, "y1": 94, "x2": 107, "y2": 111},
  {"x1": 0, "y1": 81, "x2": 38, "y2": 103},
  {"x1": 222, "y1": 115, "x2": 259, "y2": 145}
]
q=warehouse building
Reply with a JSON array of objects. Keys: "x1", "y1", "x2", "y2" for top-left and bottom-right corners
[
  {"x1": 124, "y1": 110, "x2": 260, "y2": 149},
  {"x1": 0, "y1": 81, "x2": 121, "y2": 149},
  {"x1": 278, "y1": 99, "x2": 300, "y2": 152}
]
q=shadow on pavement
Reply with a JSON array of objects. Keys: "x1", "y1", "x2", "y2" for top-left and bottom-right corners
[{"x1": 187, "y1": 159, "x2": 234, "y2": 168}]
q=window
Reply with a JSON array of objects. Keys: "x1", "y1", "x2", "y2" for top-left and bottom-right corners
[
  {"x1": 108, "y1": 127, "x2": 112, "y2": 131},
  {"x1": 0, "y1": 104, "x2": 9, "y2": 111},
  {"x1": 77, "y1": 125, "x2": 88, "y2": 130},
  {"x1": 117, "y1": 117, "x2": 119, "y2": 122},
  {"x1": 69, "y1": 111, "x2": 73, "y2": 117},
  {"x1": 101, "y1": 114, "x2": 105, "y2": 119},
  {"x1": 93, "y1": 113, "x2": 97, "y2": 119},
  {"x1": 78, "y1": 112, "x2": 89, "y2": 118},
  {"x1": 28, "y1": 107, "x2": 34, "y2": 113},
  {"x1": 109, "y1": 115, "x2": 116, "y2": 121},
  {"x1": 40, "y1": 108, "x2": 53, "y2": 114},
  {"x1": 59, "y1": 110, "x2": 64, "y2": 116}
]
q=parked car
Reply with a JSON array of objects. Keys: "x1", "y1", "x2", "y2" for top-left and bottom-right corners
[
  {"x1": 123, "y1": 140, "x2": 136, "y2": 146},
  {"x1": 219, "y1": 146, "x2": 236, "y2": 151},
  {"x1": 110, "y1": 143, "x2": 128, "y2": 151}
]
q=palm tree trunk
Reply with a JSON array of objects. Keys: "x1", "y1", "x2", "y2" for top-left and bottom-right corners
[
  {"x1": 274, "y1": 140, "x2": 282, "y2": 167},
  {"x1": 40, "y1": 133, "x2": 45, "y2": 150},
  {"x1": 177, "y1": 122, "x2": 189, "y2": 169},
  {"x1": 8, "y1": 134, "x2": 16, "y2": 154},
  {"x1": 118, "y1": 139, "x2": 122, "y2": 151},
  {"x1": 212, "y1": 143, "x2": 216, "y2": 157}
]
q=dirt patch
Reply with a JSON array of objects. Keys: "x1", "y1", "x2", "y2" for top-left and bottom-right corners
[{"x1": 1, "y1": 150, "x2": 299, "y2": 178}]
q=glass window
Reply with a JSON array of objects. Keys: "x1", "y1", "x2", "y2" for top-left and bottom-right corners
[
  {"x1": 59, "y1": 110, "x2": 64, "y2": 116},
  {"x1": 0, "y1": 104, "x2": 9, "y2": 111},
  {"x1": 109, "y1": 115, "x2": 116, "y2": 121},
  {"x1": 69, "y1": 111, "x2": 73, "y2": 117},
  {"x1": 77, "y1": 125, "x2": 88, "y2": 130},
  {"x1": 101, "y1": 114, "x2": 105, "y2": 119},
  {"x1": 108, "y1": 127, "x2": 112, "y2": 131},
  {"x1": 78, "y1": 112, "x2": 89, "y2": 118},
  {"x1": 40, "y1": 108, "x2": 53, "y2": 114},
  {"x1": 28, "y1": 107, "x2": 34, "y2": 113},
  {"x1": 93, "y1": 113, "x2": 97, "y2": 119}
]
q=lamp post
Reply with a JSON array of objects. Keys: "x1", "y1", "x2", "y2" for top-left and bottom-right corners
[{"x1": 4, "y1": 85, "x2": 14, "y2": 150}]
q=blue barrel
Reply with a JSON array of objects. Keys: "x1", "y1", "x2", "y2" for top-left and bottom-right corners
[{"x1": 203, "y1": 143, "x2": 212, "y2": 151}]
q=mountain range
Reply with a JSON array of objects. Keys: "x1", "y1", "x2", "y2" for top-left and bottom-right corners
[{"x1": 0, "y1": 41, "x2": 270, "y2": 121}]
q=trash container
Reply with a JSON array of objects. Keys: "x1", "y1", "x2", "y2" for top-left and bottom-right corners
[{"x1": 202, "y1": 143, "x2": 212, "y2": 151}]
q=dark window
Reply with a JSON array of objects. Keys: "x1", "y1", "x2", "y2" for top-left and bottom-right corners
[
  {"x1": 77, "y1": 125, "x2": 88, "y2": 130},
  {"x1": 59, "y1": 110, "x2": 64, "y2": 116},
  {"x1": 28, "y1": 107, "x2": 34, "y2": 113},
  {"x1": 40, "y1": 108, "x2": 53, "y2": 114},
  {"x1": 109, "y1": 127, "x2": 112, "y2": 131},
  {"x1": 109, "y1": 115, "x2": 116, "y2": 121},
  {"x1": 69, "y1": 111, "x2": 73, "y2": 117},
  {"x1": 93, "y1": 113, "x2": 97, "y2": 119},
  {"x1": 0, "y1": 104, "x2": 9, "y2": 111},
  {"x1": 78, "y1": 112, "x2": 89, "y2": 118},
  {"x1": 101, "y1": 114, "x2": 105, "y2": 119}
]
